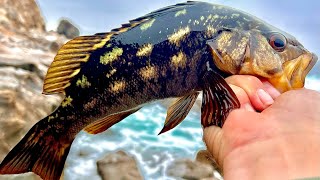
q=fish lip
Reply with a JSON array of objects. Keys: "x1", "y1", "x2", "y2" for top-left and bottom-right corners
[
  {"x1": 288, "y1": 52, "x2": 317, "y2": 89},
  {"x1": 304, "y1": 53, "x2": 318, "y2": 76}
]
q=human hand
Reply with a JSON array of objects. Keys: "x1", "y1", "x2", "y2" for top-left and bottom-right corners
[{"x1": 203, "y1": 75, "x2": 320, "y2": 179}]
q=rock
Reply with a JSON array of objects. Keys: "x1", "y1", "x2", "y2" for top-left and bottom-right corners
[
  {"x1": 0, "y1": 0, "x2": 68, "y2": 179},
  {"x1": 166, "y1": 159, "x2": 214, "y2": 180},
  {"x1": 57, "y1": 19, "x2": 80, "y2": 39},
  {"x1": 97, "y1": 150, "x2": 143, "y2": 180},
  {"x1": 0, "y1": 0, "x2": 45, "y2": 33},
  {"x1": 0, "y1": 173, "x2": 42, "y2": 180},
  {"x1": 196, "y1": 150, "x2": 219, "y2": 170}
]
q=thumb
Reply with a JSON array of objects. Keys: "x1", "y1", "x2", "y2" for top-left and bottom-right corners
[{"x1": 203, "y1": 126, "x2": 225, "y2": 169}]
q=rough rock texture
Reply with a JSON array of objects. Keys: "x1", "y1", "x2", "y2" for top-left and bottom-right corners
[
  {"x1": 57, "y1": 19, "x2": 80, "y2": 39},
  {"x1": 0, "y1": 0, "x2": 69, "y2": 179},
  {"x1": 166, "y1": 159, "x2": 215, "y2": 180},
  {"x1": 196, "y1": 150, "x2": 220, "y2": 170},
  {"x1": 97, "y1": 151, "x2": 143, "y2": 180},
  {"x1": 0, "y1": 0, "x2": 45, "y2": 33}
]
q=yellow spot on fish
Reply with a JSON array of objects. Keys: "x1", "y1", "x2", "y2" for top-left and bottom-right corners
[
  {"x1": 106, "y1": 43, "x2": 112, "y2": 48},
  {"x1": 136, "y1": 43, "x2": 153, "y2": 57},
  {"x1": 100, "y1": 47, "x2": 123, "y2": 65},
  {"x1": 175, "y1": 9, "x2": 187, "y2": 17},
  {"x1": 93, "y1": 34, "x2": 113, "y2": 49},
  {"x1": 206, "y1": 25, "x2": 216, "y2": 37},
  {"x1": 200, "y1": 16, "x2": 205, "y2": 21},
  {"x1": 140, "y1": 19, "x2": 155, "y2": 31},
  {"x1": 168, "y1": 26, "x2": 190, "y2": 46},
  {"x1": 210, "y1": 14, "x2": 219, "y2": 22},
  {"x1": 217, "y1": 32, "x2": 233, "y2": 54},
  {"x1": 76, "y1": 75, "x2": 91, "y2": 88},
  {"x1": 230, "y1": 36, "x2": 248, "y2": 60},
  {"x1": 188, "y1": 19, "x2": 192, "y2": 23},
  {"x1": 140, "y1": 66, "x2": 157, "y2": 80},
  {"x1": 171, "y1": 51, "x2": 187, "y2": 68},
  {"x1": 48, "y1": 116, "x2": 54, "y2": 122},
  {"x1": 62, "y1": 96, "x2": 73, "y2": 107},
  {"x1": 106, "y1": 69, "x2": 117, "y2": 78},
  {"x1": 231, "y1": 13, "x2": 240, "y2": 18},
  {"x1": 110, "y1": 81, "x2": 126, "y2": 93}
]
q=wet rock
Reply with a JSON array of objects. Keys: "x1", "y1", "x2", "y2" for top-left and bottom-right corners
[
  {"x1": 166, "y1": 159, "x2": 214, "y2": 180},
  {"x1": 57, "y1": 19, "x2": 80, "y2": 39},
  {"x1": 97, "y1": 150, "x2": 143, "y2": 180}
]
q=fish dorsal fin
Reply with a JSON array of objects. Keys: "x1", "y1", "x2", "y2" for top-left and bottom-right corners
[
  {"x1": 201, "y1": 70, "x2": 240, "y2": 128},
  {"x1": 158, "y1": 92, "x2": 199, "y2": 135},
  {"x1": 43, "y1": 19, "x2": 152, "y2": 95},
  {"x1": 129, "y1": 1, "x2": 197, "y2": 23},
  {"x1": 43, "y1": 33, "x2": 113, "y2": 94},
  {"x1": 84, "y1": 108, "x2": 141, "y2": 134}
]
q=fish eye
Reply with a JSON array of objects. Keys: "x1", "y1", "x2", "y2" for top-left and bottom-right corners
[{"x1": 269, "y1": 33, "x2": 287, "y2": 52}]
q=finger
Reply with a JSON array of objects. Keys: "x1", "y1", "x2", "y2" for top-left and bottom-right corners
[
  {"x1": 226, "y1": 75, "x2": 279, "y2": 111},
  {"x1": 229, "y1": 84, "x2": 255, "y2": 112},
  {"x1": 203, "y1": 126, "x2": 225, "y2": 168}
]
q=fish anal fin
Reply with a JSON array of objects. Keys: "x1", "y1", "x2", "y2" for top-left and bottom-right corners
[
  {"x1": 201, "y1": 70, "x2": 240, "y2": 128},
  {"x1": 158, "y1": 92, "x2": 199, "y2": 135},
  {"x1": 84, "y1": 108, "x2": 141, "y2": 134}
]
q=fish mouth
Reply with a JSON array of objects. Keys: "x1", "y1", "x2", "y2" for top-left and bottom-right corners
[{"x1": 268, "y1": 52, "x2": 318, "y2": 93}]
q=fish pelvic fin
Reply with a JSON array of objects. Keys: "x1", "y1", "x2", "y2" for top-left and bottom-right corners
[{"x1": 0, "y1": 117, "x2": 73, "y2": 180}]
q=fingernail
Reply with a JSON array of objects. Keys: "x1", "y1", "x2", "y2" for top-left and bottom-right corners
[
  {"x1": 263, "y1": 82, "x2": 281, "y2": 99},
  {"x1": 243, "y1": 103, "x2": 255, "y2": 112},
  {"x1": 257, "y1": 89, "x2": 274, "y2": 106}
]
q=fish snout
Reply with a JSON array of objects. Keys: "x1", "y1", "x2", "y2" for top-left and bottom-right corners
[{"x1": 268, "y1": 52, "x2": 317, "y2": 93}]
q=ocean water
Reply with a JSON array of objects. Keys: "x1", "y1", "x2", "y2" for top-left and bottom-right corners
[{"x1": 65, "y1": 63, "x2": 319, "y2": 180}]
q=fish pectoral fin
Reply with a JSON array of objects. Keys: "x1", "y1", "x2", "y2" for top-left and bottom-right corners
[
  {"x1": 158, "y1": 92, "x2": 200, "y2": 135},
  {"x1": 84, "y1": 108, "x2": 141, "y2": 134},
  {"x1": 201, "y1": 70, "x2": 240, "y2": 128}
]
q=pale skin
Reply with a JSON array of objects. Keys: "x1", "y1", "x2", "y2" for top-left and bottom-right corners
[{"x1": 203, "y1": 75, "x2": 320, "y2": 180}]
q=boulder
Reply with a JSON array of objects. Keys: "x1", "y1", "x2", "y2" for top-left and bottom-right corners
[
  {"x1": 166, "y1": 159, "x2": 214, "y2": 180},
  {"x1": 97, "y1": 150, "x2": 143, "y2": 180},
  {"x1": 57, "y1": 19, "x2": 80, "y2": 39},
  {"x1": 0, "y1": 0, "x2": 45, "y2": 33}
]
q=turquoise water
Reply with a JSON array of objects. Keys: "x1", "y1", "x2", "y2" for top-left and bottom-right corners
[{"x1": 65, "y1": 61, "x2": 319, "y2": 180}]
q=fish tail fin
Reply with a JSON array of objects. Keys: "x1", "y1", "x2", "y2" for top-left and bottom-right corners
[{"x1": 0, "y1": 117, "x2": 73, "y2": 180}]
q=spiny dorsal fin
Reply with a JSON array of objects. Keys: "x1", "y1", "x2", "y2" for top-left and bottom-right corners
[
  {"x1": 43, "y1": 33, "x2": 113, "y2": 94},
  {"x1": 43, "y1": 21, "x2": 149, "y2": 95}
]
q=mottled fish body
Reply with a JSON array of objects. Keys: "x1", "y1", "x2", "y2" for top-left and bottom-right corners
[{"x1": 0, "y1": 1, "x2": 317, "y2": 180}]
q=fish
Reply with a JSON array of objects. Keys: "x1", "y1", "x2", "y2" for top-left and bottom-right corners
[{"x1": 0, "y1": 1, "x2": 317, "y2": 180}]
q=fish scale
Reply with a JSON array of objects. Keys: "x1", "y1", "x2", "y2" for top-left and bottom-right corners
[{"x1": 0, "y1": 1, "x2": 317, "y2": 180}]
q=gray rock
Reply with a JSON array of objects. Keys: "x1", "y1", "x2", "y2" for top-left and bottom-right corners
[
  {"x1": 167, "y1": 159, "x2": 214, "y2": 180},
  {"x1": 97, "y1": 150, "x2": 143, "y2": 180},
  {"x1": 195, "y1": 150, "x2": 219, "y2": 170},
  {"x1": 57, "y1": 19, "x2": 80, "y2": 39}
]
